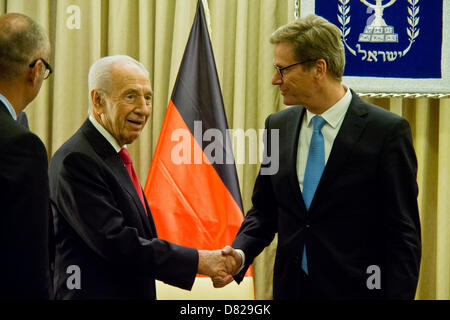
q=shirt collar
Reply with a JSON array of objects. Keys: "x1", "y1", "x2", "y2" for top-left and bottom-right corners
[
  {"x1": 0, "y1": 93, "x2": 17, "y2": 120},
  {"x1": 305, "y1": 87, "x2": 352, "y2": 129},
  {"x1": 88, "y1": 115, "x2": 124, "y2": 153}
]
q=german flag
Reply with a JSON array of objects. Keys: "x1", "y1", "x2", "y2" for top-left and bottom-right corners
[{"x1": 144, "y1": 1, "x2": 252, "y2": 298}]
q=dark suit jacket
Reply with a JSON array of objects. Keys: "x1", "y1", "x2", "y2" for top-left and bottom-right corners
[
  {"x1": 0, "y1": 103, "x2": 51, "y2": 299},
  {"x1": 232, "y1": 92, "x2": 421, "y2": 300},
  {"x1": 49, "y1": 119, "x2": 198, "y2": 300}
]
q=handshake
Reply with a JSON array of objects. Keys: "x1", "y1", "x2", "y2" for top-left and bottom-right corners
[{"x1": 197, "y1": 246, "x2": 243, "y2": 288}]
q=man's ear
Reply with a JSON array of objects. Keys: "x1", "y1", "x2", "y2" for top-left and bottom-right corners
[
  {"x1": 27, "y1": 60, "x2": 42, "y2": 85},
  {"x1": 91, "y1": 89, "x2": 105, "y2": 115},
  {"x1": 315, "y1": 59, "x2": 327, "y2": 80}
]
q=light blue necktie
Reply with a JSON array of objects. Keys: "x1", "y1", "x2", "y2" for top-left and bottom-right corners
[{"x1": 301, "y1": 115, "x2": 326, "y2": 274}]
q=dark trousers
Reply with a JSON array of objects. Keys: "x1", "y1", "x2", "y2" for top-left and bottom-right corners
[{"x1": 298, "y1": 269, "x2": 323, "y2": 300}]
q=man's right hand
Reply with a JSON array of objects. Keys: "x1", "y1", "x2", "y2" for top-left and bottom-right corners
[{"x1": 197, "y1": 247, "x2": 242, "y2": 288}]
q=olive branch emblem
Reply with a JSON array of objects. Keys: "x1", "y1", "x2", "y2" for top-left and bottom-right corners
[
  {"x1": 337, "y1": 0, "x2": 356, "y2": 55},
  {"x1": 404, "y1": 0, "x2": 420, "y2": 55}
]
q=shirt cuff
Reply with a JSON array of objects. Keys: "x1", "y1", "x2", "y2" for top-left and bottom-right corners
[{"x1": 235, "y1": 249, "x2": 246, "y2": 274}]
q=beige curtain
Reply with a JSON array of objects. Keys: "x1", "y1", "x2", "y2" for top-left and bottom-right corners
[{"x1": 1, "y1": 0, "x2": 448, "y2": 300}]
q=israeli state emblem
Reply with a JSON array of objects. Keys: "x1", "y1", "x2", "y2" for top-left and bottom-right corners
[
  {"x1": 339, "y1": 0, "x2": 420, "y2": 62},
  {"x1": 358, "y1": 0, "x2": 398, "y2": 42}
]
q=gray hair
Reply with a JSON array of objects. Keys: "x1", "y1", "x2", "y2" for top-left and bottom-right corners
[
  {"x1": 88, "y1": 55, "x2": 150, "y2": 114},
  {"x1": 270, "y1": 14, "x2": 345, "y2": 81},
  {"x1": 0, "y1": 13, "x2": 50, "y2": 81}
]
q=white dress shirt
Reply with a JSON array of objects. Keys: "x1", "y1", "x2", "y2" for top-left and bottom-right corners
[{"x1": 297, "y1": 88, "x2": 352, "y2": 192}]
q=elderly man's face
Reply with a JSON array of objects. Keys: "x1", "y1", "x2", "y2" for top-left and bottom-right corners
[{"x1": 100, "y1": 61, "x2": 152, "y2": 146}]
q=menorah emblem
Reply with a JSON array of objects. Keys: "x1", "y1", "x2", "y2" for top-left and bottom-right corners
[{"x1": 358, "y1": 0, "x2": 398, "y2": 43}]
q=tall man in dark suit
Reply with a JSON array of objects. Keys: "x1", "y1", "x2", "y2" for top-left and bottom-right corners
[
  {"x1": 221, "y1": 14, "x2": 421, "y2": 299},
  {"x1": 0, "y1": 13, "x2": 53, "y2": 299},
  {"x1": 49, "y1": 55, "x2": 236, "y2": 300}
]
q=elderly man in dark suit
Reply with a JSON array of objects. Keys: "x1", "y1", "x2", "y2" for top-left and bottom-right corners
[
  {"x1": 49, "y1": 55, "x2": 235, "y2": 300},
  {"x1": 0, "y1": 13, "x2": 52, "y2": 299},
  {"x1": 222, "y1": 14, "x2": 421, "y2": 300}
]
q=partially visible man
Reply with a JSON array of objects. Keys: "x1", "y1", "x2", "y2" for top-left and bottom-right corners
[
  {"x1": 0, "y1": 13, "x2": 52, "y2": 299},
  {"x1": 223, "y1": 14, "x2": 421, "y2": 299},
  {"x1": 49, "y1": 55, "x2": 236, "y2": 300}
]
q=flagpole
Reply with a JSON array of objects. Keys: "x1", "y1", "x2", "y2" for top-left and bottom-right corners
[{"x1": 201, "y1": 0, "x2": 212, "y2": 36}]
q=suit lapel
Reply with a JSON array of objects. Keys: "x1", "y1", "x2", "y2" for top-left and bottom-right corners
[
  {"x1": 309, "y1": 93, "x2": 369, "y2": 212},
  {"x1": 80, "y1": 120, "x2": 154, "y2": 235},
  {"x1": 104, "y1": 155, "x2": 154, "y2": 232},
  {"x1": 280, "y1": 106, "x2": 308, "y2": 213}
]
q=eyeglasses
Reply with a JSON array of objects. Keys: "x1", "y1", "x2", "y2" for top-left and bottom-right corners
[
  {"x1": 274, "y1": 59, "x2": 317, "y2": 78},
  {"x1": 29, "y1": 58, "x2": 53, "y2": 80}
]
